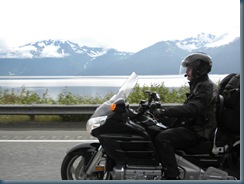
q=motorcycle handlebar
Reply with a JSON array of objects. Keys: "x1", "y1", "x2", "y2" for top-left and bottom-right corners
[{"x1": 126, "y1": 91, "x2": 162, "y2": 121}]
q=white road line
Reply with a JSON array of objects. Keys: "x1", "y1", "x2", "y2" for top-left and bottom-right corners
[{"x1": 0, "y1": 140, "x2": 98, "y2": 143}]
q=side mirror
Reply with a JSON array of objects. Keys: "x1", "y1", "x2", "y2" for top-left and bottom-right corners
[
  {"x1": 144, "y1": 90, "x2": 151, "y2": 96},
  {"x1": 152, "y1": 92, "x2": 160, "y2": 101}
]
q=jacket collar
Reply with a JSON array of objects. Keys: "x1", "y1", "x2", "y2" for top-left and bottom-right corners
[{"x1": 189, "y1": 74, "x2": 209, "y2": 89}]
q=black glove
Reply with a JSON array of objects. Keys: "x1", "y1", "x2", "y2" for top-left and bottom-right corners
[
  {"x1": 150, "y1": 102, "x2": 162, "y2": 113},
  {"x1": 153, "y1": 108, "x2": 178, "y2": 127},
  {"x1": 153, "y1": 108, "x2": 166, "y2": 118},
  {"x1": 149, "y1": 103, "x2": 157, "y2": 113}
]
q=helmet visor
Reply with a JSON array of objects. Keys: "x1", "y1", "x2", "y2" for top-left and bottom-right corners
[
  {"x1": 179, "y1": 65, "x2": 187, "y2": 75},
  {"x1": 179, "y1": 60, "x2": 187, "y2": 75}
]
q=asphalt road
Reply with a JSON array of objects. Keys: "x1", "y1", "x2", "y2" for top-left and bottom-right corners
[{"x1": 0, "y1": 128, "x2": 96, "y2": 181}]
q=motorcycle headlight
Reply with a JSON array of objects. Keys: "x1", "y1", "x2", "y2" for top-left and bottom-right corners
[{"x1": 86, "y1": 116, "x2": 107, "y2": 133}]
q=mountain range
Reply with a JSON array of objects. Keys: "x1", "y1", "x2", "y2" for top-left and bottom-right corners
[{"x1": 0, "y1": 33, "x2": 240, "y2": 76}]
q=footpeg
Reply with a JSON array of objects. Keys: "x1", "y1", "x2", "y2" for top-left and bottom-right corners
[{"x1": 203, "y1": 167, "x2": 228, "y2": 180}]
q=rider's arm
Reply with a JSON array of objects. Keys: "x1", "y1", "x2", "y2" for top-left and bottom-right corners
[{"x1": 157, "y1": 82, "x2": 216, "y2": 118}]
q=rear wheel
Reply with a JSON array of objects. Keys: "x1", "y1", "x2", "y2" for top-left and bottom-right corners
[
  {"x1": 61, "y1": 151, "x2": 104, "y2": 180},
  {"x1": 228, "y1": 144, "x2": 240, "y2": 179},
  {"x1": 222, "y1": 143, "x2": 240, "y2": 179}
]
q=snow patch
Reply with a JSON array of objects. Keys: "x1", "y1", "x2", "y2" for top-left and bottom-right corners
[{"x1": 39, "y1": 45, "x2": 68, "y2": 58}]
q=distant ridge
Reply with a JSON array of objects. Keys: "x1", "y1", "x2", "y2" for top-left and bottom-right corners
[{"x1": 0, "y1": 33, "x2": 240, "y2": 76}]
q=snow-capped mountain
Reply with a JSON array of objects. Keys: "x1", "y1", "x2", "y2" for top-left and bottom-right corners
[
  {"x1": 175, "y1": 30, "x2": 239, "y2": 51},
  {"x1": 0, "y1": 39, "x2": 131, "y2": 59},
  {"x1": 206, "y1": 28, "x2": 240, "y2": 48},
  {"x1": 0, "y1": 33, "x2": 240, "y2": 76},
  {"x1": 175, "y1": 33, "x2": 216, "y2": 51},
  {"x1": 0, "y1": 31, "x2": 238, "y2": 59}
]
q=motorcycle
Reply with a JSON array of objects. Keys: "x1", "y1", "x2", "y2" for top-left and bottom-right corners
[{"x1": 61, "y1": 72, "x2": 240, "y2": 180}]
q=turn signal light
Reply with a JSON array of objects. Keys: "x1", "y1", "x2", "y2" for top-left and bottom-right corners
[
  {"x1": 109, "y1": 99, "x2": 126, "y2": 113},
  {"x1": 95, "y1": 166, "x2": 105, "y2": 171},
  {"x1": 110, "y1": 103, "x2": 117, "y2": 111}
]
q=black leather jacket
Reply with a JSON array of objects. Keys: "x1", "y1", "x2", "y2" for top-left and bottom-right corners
[{"x1": 163, "y1": 74, "x2": 218, "y2": 139}]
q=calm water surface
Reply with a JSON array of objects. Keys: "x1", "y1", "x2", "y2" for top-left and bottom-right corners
[{"x1": 0, "y1": 75, "x2": 227, "y2": 98}]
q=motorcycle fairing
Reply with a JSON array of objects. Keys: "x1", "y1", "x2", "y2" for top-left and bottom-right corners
[{"x1": 92, "y1": 114, "x2": 160, "y2": 165}]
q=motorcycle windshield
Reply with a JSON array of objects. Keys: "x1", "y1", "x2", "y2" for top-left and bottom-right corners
[{"x1": 90, "y1": 72, "x2": 138, "y2": 118}]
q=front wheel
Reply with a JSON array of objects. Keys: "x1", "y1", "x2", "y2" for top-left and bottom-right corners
[{"x1": 61, "y1": 151, "x2": 104, "y2": 180}]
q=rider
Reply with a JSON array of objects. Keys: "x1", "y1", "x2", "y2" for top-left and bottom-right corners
[{"x1": 154, "y1": 52, "x2": 218, "y2": 180}]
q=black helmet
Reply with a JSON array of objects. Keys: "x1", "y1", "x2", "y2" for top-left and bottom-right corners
[{"x1": 180, "y1": 52, "x2": 212, "y2": 77}]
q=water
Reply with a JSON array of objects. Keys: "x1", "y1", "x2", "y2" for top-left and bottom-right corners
[{"x1": 0, "y1": 75, "x2": 227, "y2": 99}]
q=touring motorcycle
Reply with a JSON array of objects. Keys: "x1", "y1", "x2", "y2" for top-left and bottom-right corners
[{"x1": 61, "y1": 72, "x2": 240, "y2": 180}]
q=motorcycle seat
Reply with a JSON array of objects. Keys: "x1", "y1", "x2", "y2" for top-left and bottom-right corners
[
  {"x1": 176, "y1": 140, "x2": 213, "y2": 155},
  {"x1": 176, "y1": 131, "x2": 239, "y2": 156}
]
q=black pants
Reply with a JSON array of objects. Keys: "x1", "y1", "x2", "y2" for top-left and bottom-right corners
[{"x1": 154, "y1": 126, "x2": 201, "y2": 178}]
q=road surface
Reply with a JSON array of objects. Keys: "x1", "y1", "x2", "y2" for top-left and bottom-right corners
[{"x1": 0, "y1": 128, "x2": 96, "y2": 181}]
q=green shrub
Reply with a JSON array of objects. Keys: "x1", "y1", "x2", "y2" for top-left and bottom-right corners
[
  {"x1": 0, "y1": 84, "x2": 190, "y2": 122},
  {"x1": 127, "y1": 83, "x2": 189, "y2": 104},
  {"x1": 0, "y1": 84, "x2": 189, "y2": 105}
]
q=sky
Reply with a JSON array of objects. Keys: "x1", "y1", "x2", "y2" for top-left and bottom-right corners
[{"x1": 0, "y1": 0, "x2": 240, "y2": 52}]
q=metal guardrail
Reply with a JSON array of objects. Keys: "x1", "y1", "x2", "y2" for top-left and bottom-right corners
[
  {"x1": 0, "y1": 104, "x2": 100, "y2": 115},
  {"x1": 0, "y1": 104, "x2": 179, "y2": 115}
]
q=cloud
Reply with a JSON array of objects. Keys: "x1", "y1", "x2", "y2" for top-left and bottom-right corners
[
  {"x1": 1, "y1": 46, "x2": 35, "y2": 58},
  {"x1": 0, "y1": 0, "x2": 240, "y2": 52},
  {"x1": 0, "y1": 38, "x2": 7, "y2": 50},
  {"x1": 0, "y1": 44, "x2": 69, "y2": 58}
]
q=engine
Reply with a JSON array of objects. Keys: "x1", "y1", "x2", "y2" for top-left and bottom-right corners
[
  {"x1": 111, "y1": 165, "x2": 162, "y2": 180},
  {"x1": 110, "y1": 163, "x2": 189, "y2": 180}
]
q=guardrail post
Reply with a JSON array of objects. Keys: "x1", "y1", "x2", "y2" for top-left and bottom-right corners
[{"x1": 29, "y1": 115, "x2": 35, "y2": 121}]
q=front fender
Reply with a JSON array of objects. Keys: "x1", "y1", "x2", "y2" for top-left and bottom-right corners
[{"x1": 67, "y1": 142, "x2": 100, "y2": 154}]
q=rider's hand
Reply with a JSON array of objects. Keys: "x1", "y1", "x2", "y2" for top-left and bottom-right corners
[
  {"x1": 153, "y1": 108, "x2": 166, "y2": 118},
  {"x1": 149, "y1": 103, "x2": 157, "y2": 112},
  {"x1": 150, "y1": 102, "x2": 161, "y2": 112}
]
